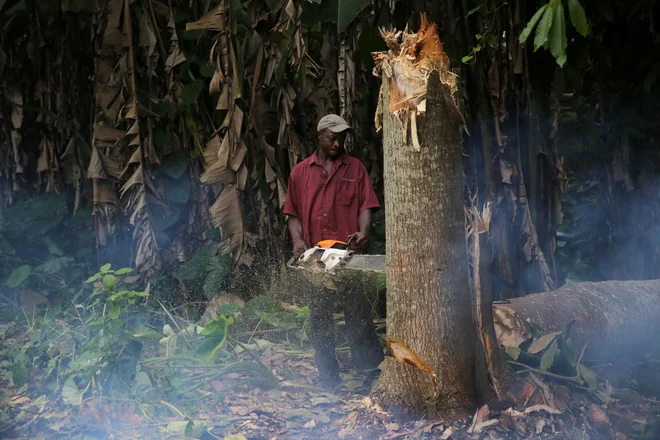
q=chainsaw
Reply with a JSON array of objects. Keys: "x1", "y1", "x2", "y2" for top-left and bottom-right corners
[
  {"x1": 294, "y1": 237, "x2": 357, "y2": 272},
  {"x1": 287, "y1": 238, "x2": 385, "y2": 289},
  {"x1": 287, "y1": 236, "x2": 385, "y2": 277}
]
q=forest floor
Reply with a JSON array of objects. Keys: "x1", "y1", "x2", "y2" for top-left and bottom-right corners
[{"x1": 3, "y1": 326, "x2": 660, "y2": 440}]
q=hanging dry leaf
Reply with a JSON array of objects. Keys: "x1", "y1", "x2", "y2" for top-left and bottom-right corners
[
  {"x1": 186, "y1": 1, "x2": 228, "y2": 32},
  {"x1": 87, "y1": 147, "x2": 122, "y2": 180},
  {"x1": 210, "y1": 185, "x2": 244, "y2": 263},
  {"x1": 200, "y1": 163, "x2": 237, "y2": 185},
  {"x1": 386, "y1": 337, "x2": 436, "y2": 377},
  {"x1": 93, "y1": 124, "x2": 125, "y2": 142},
  {"x1": 10, "y1": 90, "x2": 24, "y2": 129}
]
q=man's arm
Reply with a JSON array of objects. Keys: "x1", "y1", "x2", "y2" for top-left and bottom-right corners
[
  {"x1": 350, "y1": 208, "x2": 372, "y2": 250},
  {"x1": 284, "y1": 168, "x2": 306, "y2": 258},
  {"x1": 350, "y1": 161, "x2": 379, "y2": 250},
  {"x1": 288, "y1": 216, "x2": 307, "y2": 258}
]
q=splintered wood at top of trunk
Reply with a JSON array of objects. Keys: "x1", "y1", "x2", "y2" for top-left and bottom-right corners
[
  {"x1": 493, "y1": 279, "x2": 660, "y2": 359},
  {"x1": 373, "y1": 72, "x2": 479, "y2": 416}
]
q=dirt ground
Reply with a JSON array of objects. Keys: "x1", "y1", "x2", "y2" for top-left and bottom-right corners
[{"x1": 3, "y1": 333, "x2": 660, "y2": 439}]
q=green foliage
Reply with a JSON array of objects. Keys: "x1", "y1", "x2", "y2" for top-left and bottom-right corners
[
  {"x1": 159, "y1": 151, "x2": 189, "y2": 180},
  {"x1": 86, "y1": 265, "x2": 148, "y2": 320},
  {"x1": 302, "y1": 0, "x2": 338, "y2": 26},
  {"x1": 61, "y1": 376, "x2": 84, "y2": 406},
  {"x1": 197, "y1": 315, "x2": 233, "y2": 360},
  {"x1": 0, "y1": 193, "x2": 67, "y2": 235},
  {"x1": 0, "y1": 262, "x2": 152, "y2": 428},
  {"x1": 179, "y1": 244, "x2": 231, "y2": 299},
  {"x1": 179, "y1": 244, "x2": 218, "y2": 282},
  {"x1": 533, "y1": 1, "x2": 556, "y2": 52},
  {"x1": 0, "y1": 267, "x2": 318, "y2": 437},
  {"x1": 239, "y1": 296, "x2": 311, "y2": 345},
  {"x1": 3, "y1": 265, "x2": 31, "y2": 288},
  {"x1": 520, "y1": 5, "x2": 547, "y2": 48},
  {"x1": 182, "y1": 79, "x2": 205, "y2": 106},
  {"x1": 166, "y1": 420, "x2": 209, "y2": 438},
  {"x1": 539, "y1": 340, "x2": 559, "y2": 371},
  {"x1": 567, "y1": 0, "x2": 589, "y2": 36},
  {"x1": 203, "y1": 262, "x2": 231, "y2": 299},
  {"x1": 337, "y1": 0, "x2": 370, "y2": 33},
  {"x1": 505, "y1": 330, "x2": 600, "y2": 391},
  {"x1": 519, "y1": 0, "x2": 589, "y2": 66},
  {"x1": 549, "y1": 2, "x2": 568, "y2": 67},
  {"x1": 0, "y1": 194, "x2": 94, "y2": 309},
  {"x1": 462, "y1": 1, "x2": 508, "y2": 64}
]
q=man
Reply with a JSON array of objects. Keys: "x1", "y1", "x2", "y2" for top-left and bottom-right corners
[{"x1": 284, "y1": 114, "x2": 384, "y2": 387}]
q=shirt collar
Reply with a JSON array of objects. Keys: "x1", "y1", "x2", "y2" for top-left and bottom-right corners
[{"x1": 311, "y1": 149, "x2": 350, "y2": 166}]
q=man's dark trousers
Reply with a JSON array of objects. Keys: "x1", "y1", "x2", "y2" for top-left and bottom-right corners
[{"x1": 306, "y1": 277, "x2": 384, "y2": 384}]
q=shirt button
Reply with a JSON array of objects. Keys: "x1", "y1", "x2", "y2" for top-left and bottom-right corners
[{"x1": 323, "y1": 214, "x2": 327, "y2": 217}]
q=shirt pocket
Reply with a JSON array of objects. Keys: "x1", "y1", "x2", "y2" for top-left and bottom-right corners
[{"x1": 336, "y1": 185, "x2": 356, "y2": 205}]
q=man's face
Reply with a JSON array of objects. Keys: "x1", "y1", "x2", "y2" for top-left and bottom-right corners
[{"x1": 318, "y1": 129, "x2": 347, "y2": 159}]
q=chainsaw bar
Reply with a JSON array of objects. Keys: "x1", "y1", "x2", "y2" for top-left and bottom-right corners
[
  {"x1": 287, "y1": 254, "x2": 385, "y2": 274},
  {"x1": 340, "y1": 254, "x2": 386, "y2": 273}
]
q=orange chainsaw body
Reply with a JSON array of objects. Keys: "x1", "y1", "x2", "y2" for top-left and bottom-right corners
[{"x1": 316, "y1": 239, "x2": 348, "y2": 249}]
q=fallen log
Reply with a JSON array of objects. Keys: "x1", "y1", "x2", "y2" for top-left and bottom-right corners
[{"x1": 493, "y1": 280, "x2": 660, "y2": 358}]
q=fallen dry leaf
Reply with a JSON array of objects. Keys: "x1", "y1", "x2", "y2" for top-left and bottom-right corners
[
  {"x1": 535, "y1": 418, "x2": 546, "y2": 434},
  {"x1": 385, "y1": 422, "x2": 400, "y2": 431},
  {"x1": 440, "y1": 427, "x2": 453, "y2": 439},
  {"x1": 468, "y1": 404, "x2": 491, "y2": 433},
  {"x1": 10, "y1": 395, "x2": 31, "y2": 406},
  {"x1": 472, "y1": 419, "x2": 499, "y2": 434},
  {"x1": 524, "y1": 404, "x2": 562, "y2": 415},
  {"x1": 386, "y1": 337, "x2": 437, "y2": 377},
  {"x1": 339, "y1": 411, "x2": 358, "y2": 438},
  {"x1": 589, "y1": 403, "x2": 611, "y2": 429},
  {"x1": 422, "y1": 421, "x2": 444, "y2": 433}
]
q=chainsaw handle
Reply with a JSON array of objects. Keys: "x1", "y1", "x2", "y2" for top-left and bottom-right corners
[{"x1": 346, "y1": 235, "x2": 357, "y2": 250}]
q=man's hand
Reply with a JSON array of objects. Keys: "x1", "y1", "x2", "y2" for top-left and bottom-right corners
[
  {"x1": 293, "y1": 239, "x2": 307, "y2": 259},
  {"x1": 288, "y1": 216, "x2": 307, "y2": 258},
  {"x1": 348, "y1": 231, "x2": 368, "y2": 250}
]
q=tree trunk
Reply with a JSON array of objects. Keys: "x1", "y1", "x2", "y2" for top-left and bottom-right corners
[
  {"x1": 494, "y1": 279, "x2": 660, "y2": 359},
  {"x1": 372, "y1": 21, "x2": 488, "y2": 414}
]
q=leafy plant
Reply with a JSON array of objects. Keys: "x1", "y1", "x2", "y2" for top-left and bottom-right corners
[
  {"x1": 58, "y1": 264, "x2": 151, "y2": 393},
  {"x1": 178, "y1": 244, "x2": 231, "y2": 300},
  {"x1": 2, "y1": 265, "x2": 31, "y2": 289},
  {"x1": 197, "y1": 315, "x2": 233, "y2": 360},
  {"x1": 519, "y1": 0, "x2": 589, "y2": 67},
  {"x1": 85, "y1": 264, "x2": 148, "y2": 319},
  {"x1": 462, "y1": 1, "x2": 509, "y2": 64}
]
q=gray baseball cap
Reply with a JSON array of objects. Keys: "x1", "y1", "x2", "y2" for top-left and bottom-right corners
[{"x1": 317, "y1": 114, "x2": 352, "y2": 133}]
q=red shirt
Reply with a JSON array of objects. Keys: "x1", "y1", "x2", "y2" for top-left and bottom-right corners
[{"x1": 284, "y1": 150, "x2": 380, "y2": 247}]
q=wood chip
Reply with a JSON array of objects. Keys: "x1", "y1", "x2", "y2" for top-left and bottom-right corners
[{"x1": 440, "y1": 427, "x2": 453, "y2": 439}]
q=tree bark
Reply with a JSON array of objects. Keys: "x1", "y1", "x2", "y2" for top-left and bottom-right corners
[
  {"x1": 373, "y1": 69, "x2": 485, "y2": 415},
  {"x1": 493, "y1": 280, "x2": 660, "y2": 358},
  {"x1": 467, "y1": 203, "x2": 519, "y2": 405}
]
